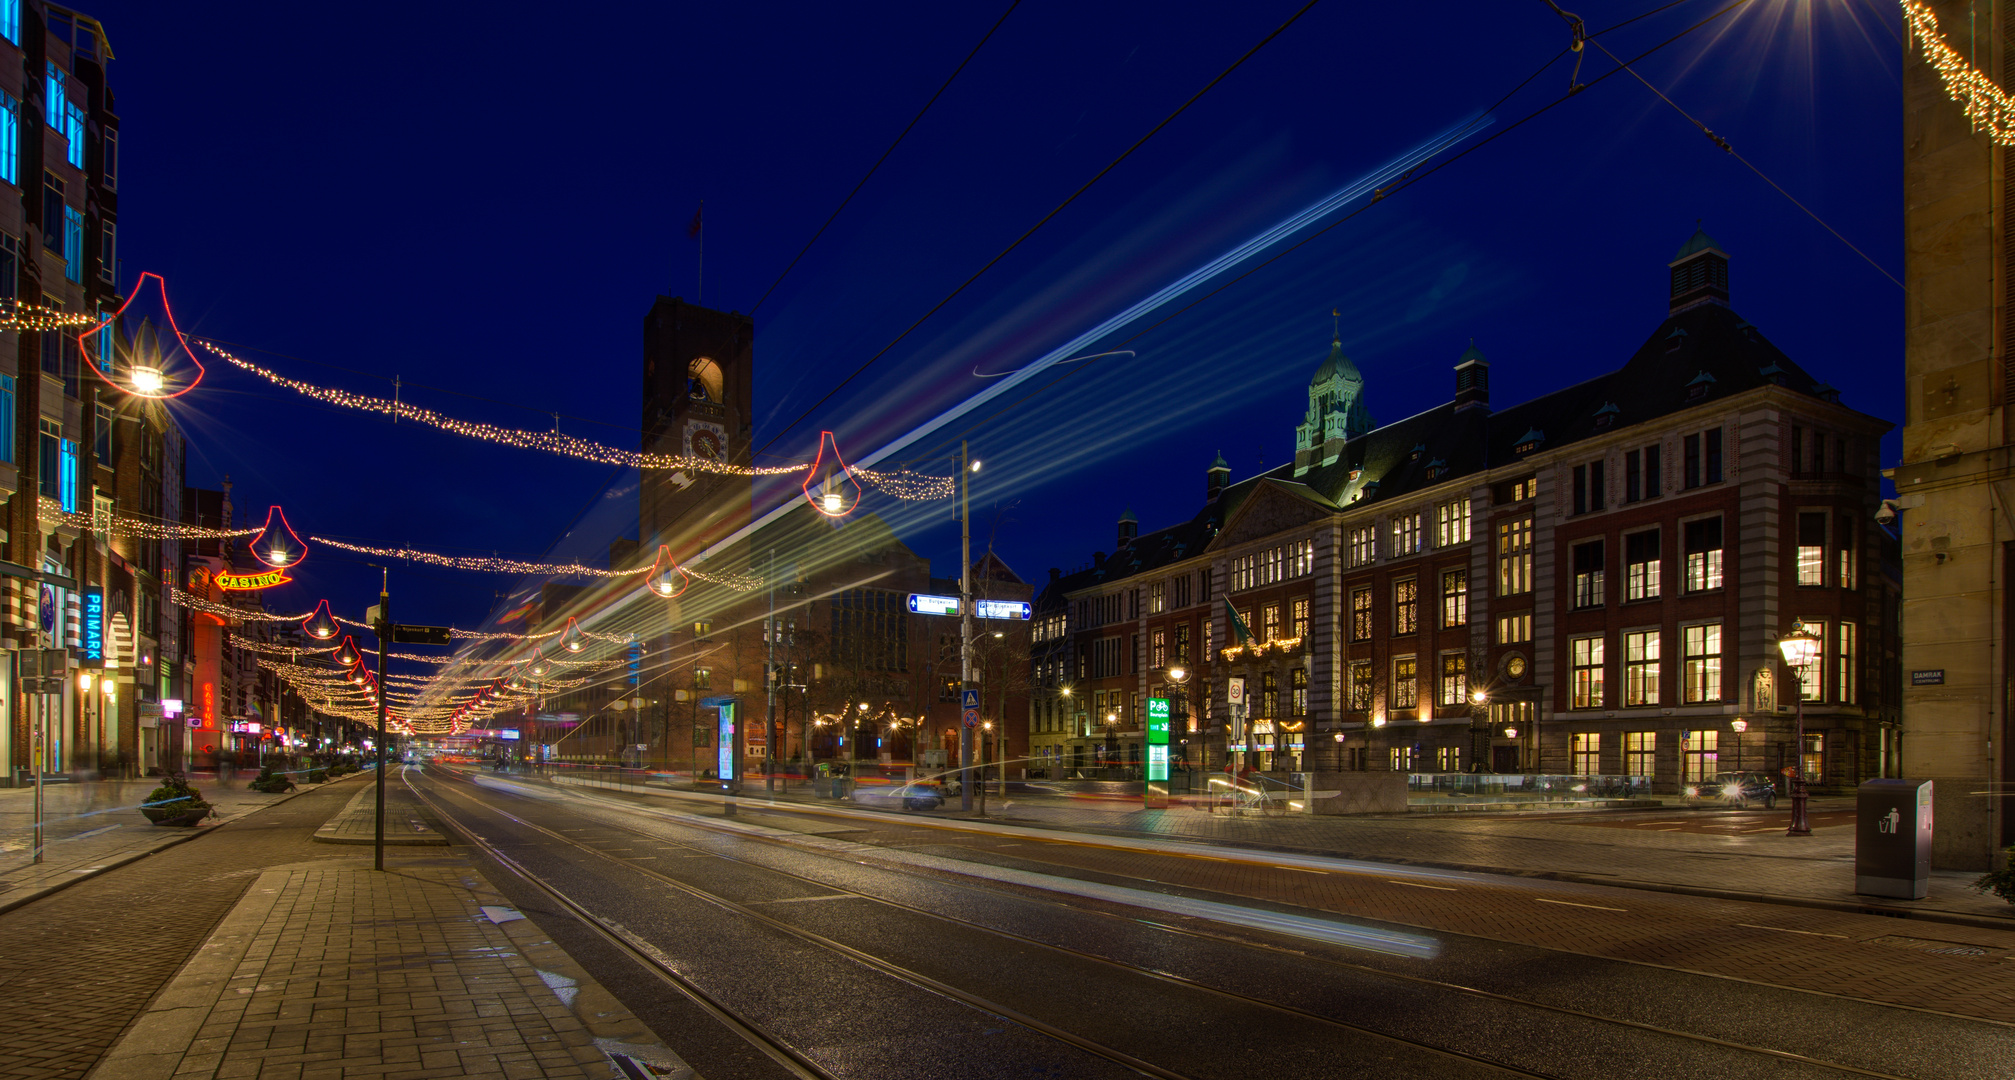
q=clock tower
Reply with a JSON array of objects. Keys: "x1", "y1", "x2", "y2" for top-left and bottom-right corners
[{"x1": 640, "y1": 296, "x2": 755, "y2": 561}]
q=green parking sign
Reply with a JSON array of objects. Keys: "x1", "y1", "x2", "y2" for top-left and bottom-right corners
[{"x1": 1146, "y1": 698, "x2": 1170, "y2": 782}]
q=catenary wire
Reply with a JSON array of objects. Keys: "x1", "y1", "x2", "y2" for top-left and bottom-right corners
[
  {"x1": 749, "y1": 0, "x2": 1023, "y2": 315},
  {"x1": 750, "y1": 0, "x2": 1328, "y2": 462}
]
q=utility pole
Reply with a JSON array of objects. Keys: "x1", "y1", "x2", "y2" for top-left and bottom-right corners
[
  {"x1": 766, "y1": 548, "x2": 777, "y2": 795},
  {"x1": 369, "y1": 573, "x2": 389, "y2": 872},
  {"x1": 959, "y1": 440, "x2": 974, "y2": 813}
]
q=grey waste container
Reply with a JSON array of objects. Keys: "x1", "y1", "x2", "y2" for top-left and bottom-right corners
[{"x1": 1856, "y1": 779, "x2": 1933, "y2": 900}]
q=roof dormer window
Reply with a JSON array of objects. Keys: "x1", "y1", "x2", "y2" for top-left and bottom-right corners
[{"x1": 1513, "y1": 428, "x2": 1544, "y2": 455}]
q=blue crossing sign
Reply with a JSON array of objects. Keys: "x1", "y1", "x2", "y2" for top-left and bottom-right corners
[{"x1": 962, "y1": 688, "x2": 979, "y2": 709}]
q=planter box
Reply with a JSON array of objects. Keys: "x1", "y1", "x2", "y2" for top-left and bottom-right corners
[{"x1": 142, "y1": 801, "x2": 210, "y2": 826}]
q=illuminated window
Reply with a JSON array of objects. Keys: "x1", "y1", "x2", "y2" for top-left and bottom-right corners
[
  {"x1": 1624, "y1": 732, "x2": 1654, "y2": 777},
  {"x1": 1496, "y1": 612, "x2": 1531, "y2": 645},
  {"x1": 1290, "y1": 668, "x2": 1307, "y2": 715},
  {"x1": 1291, "y1": 597, "x2": 1309, "y2": 639},
  {"x1": 1682, "y1": 730, "x2": 1719, "y2": 783},
  {"x1": 1441, "y1": 569, "x2": 1467, "y2": 628},
  {"x1": 1571, "y1": 733, "x2": 1600, "y2": 775},
  {"x1": 1570, "y1": 636, "x2": 1604, "y2": 709},
  {"x1": 1837, "y1": 515, "x2": 1857, "y2": 589},
  {"x1": 1572, "y1": 540, "x2": 1605, "y2": 609},
  {"x1": 1261, "y1": 604, "x2": 1281, "y2": 642},
  {"x1": 1837, "y1": 622, "x2": 1857, "y2": 704},
  {"x1": 1149, "y1": 581, "x2": 1165, "y2": 614},
  {"x1": 1347, "y1": 525, "x2": 1375, "y2": 568},
  {"x1": 1348, "y1": 660, "x2": 1372, "y2": 711},
  {"x1": 63, "y1": 206, "x2": 82, "y2": 282},
  {"x1": 1437, "y1": 745, "x2": 1461, "y2": 771},
  {"x1": 44, "y1": 63, "x2": 63, "y2": 129},
  {"x1": 1391, "y1": 513, "x2": 1422, "y2": 556},
  {"x1": 1682, "y1": 623, "x2": 1723, "y2": 703},
  {"x1": 1497, "y1": 516, "x2": 1533, "y2": 595},
  {"x1": 1623, "y1": 630, "x2": 1659, "y2": 706},
  {"x1": 1438, "y1": 652, "x2": 1466, "y2": 706},
  {"x1": 1261, "y1": 671, "x2": 1278, "y2": 718},
  {"x1": 63, "y1": 101, "x2": 83, "y2": 169},
  {"x1": 1435, "y1": 498, "x2": 1471, "y2": 546},
  {"x1": 0, "y1": 90, "x2": 16, "y2": 187},
  {"x1": 1392, "y1": 655, "x2": 1417, "y2": 713},
  {"x1": 1350, "y1": 586, "x2": 1372, "y2": 641},
  {"x1": 1797, "y1": 512, "x2": 1826, "y2": 585},
  {"x1": 0, "y1": 374, "x2": 13, "y2": 464},
  {"x1": 1392, "y1": 578, "x2": 1417, "y2": 635},
  {"x1": 1150, "y1": 628, "x2": 1165, "y2": 669},
  {"x1": 1792, "y1": 619, "x2": 1824, "y2": 700},
  {"x1": 1625, "y1": 529, "x2": 1661, "y2": 601},
  {"x1": 0, "y1": 0, "x2": 16, "y2": 45},
  {"x1": 59, "y1": 437, "x2": 77, "y2": 513},
  {"x1": 1684, "y1": 517, "x2": 1723, "y2": 592}
]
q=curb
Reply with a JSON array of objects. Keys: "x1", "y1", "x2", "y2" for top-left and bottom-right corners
[
  {"x1": 0, "y1": 771, "x2": 371, "y2": 918},
  {"x1": 524, "y1": 774, "x2": 2015, "y2": 934}
]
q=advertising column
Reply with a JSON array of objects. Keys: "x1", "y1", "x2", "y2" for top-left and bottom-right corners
[{"x1": 1144, "y1": 697, "x2": 1170, "y2": 809}]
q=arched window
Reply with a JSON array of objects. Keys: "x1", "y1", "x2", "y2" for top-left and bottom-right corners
[{"x1": 688, "y1": 357, "x2": 723, "y2": 402}]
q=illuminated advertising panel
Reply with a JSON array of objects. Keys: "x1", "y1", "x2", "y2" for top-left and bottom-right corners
[{"x1": 1146, "y1": 697, "x2": 1171, "y2": 782}]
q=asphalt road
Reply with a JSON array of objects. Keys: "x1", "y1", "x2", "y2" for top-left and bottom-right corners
[{"x1": 410, "y1": 766, "x2": 2012, "y2": 1080}]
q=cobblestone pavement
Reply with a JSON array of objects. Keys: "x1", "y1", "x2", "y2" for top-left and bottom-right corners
[
  {"x1": 88, "y1": 854, "x2": 677, "y2": 1080},
  {"x1": 0, "y1": 781, "x2": 359, "y2": 1080},
  {"x1": 0, "y1": 772, "x2": 372, "y2": 910}
]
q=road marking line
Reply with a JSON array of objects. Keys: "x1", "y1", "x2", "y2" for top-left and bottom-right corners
[
  {"x1": 1280, "y1": 866, "x2": 1327, "y2": 874},
  {"x1": 1633, "y1": 821, "x2": 1687, "y2": 826},
  {"x1": 1736, "y1": 922, "x2": 1847, "y2": 939},
  {"x1": 1535, "y1": 898, "x2": 1627, "y2": 911},
  {"x1": 1386, "y1": 880, "x2": 1458, "y2": 891}
]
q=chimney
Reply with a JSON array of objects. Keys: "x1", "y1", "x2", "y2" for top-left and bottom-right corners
[
  {"x1": 1668, "y1": 226, "x2": 1729, "y2": 314},
  {"x1": 1207, "y1": 451, "x2": 1230, "y2": 501},
  {"x1": 1453, "y1": 340, "x2": 1489, "y2": 413},
  {"x1": 1117, "y1": 506, "x2": 1138, "y2": 548},
  {"x1": 1049, "y1": 567, "x2": 1061, "y2": 582}
]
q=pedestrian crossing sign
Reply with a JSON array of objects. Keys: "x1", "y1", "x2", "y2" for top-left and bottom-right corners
[{"x1": 962, "y1": 688, "x2": 979, "y2": 709}]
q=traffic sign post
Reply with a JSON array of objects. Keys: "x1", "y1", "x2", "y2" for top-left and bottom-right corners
[{"x1": 1145, "y1": 697, "x2": 1171, "y2": 809}]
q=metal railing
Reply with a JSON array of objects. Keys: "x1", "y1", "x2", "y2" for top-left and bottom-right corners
[{"x1": 1405, "y1": 772, "x2": 1651, "y2": 799}]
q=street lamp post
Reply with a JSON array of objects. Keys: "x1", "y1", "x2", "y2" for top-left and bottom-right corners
[
  {"x1": 1166, "y1": 665, "x2": 1197, "y2": 784},
  {"x1": 1777, "y1": 627, "x2": 1821, "y2": 837}
]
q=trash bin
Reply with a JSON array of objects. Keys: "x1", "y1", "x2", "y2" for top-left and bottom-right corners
[{"x1": 1857, "y1": 779, "x2": 1933, "y2": 900}]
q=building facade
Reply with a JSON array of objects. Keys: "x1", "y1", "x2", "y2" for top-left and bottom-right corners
[
  {"x1": 1896, "y1": 0, "x2": 2015, "y2": 870},
  {"x1": 1033, "y1": 233, "x2": 1898, "y2": 795}
]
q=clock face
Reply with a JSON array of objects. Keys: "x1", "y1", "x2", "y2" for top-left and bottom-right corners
[
  {"x1": 685, "y1": 421, "x2": 726, "y2": 463},
  {"x1": 1504, "y1": 653, "x2": 1528, "y2": 680}
]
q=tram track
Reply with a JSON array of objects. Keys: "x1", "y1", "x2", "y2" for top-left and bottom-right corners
[
  {"x1": 413, "y1": 766, "x2": 1966, "y2": 1080},
  {"x1": 409, "y1": 766, "x2": 1553, "y2": 1080}
]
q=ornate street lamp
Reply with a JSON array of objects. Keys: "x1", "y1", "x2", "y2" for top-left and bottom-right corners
[{"x1": 1777, "y1": 626, "x2": 1822, "y2": 836}]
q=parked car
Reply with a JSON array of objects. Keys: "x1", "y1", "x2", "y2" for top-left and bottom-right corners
[
  {"x1": 1684, "y1": 771, "x2": 1777, "y2": 809},
  {"x1": 848, "y1": 777, "x2": 946, "y2": 812}
]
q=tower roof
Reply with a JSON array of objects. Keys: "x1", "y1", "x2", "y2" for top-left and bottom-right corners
[
  {"x1": 1209, "y1": 451, "x2": 1229, "y2": 471},
  {"x1": 1456, "y1": 339, "x2": 1486, "y2": 365},
  {"x1": 1118, "y1": 505, "x2": 1138, "y2": 523},
  {"x1": 1311, "y1": 338, "x2": 1362, "y2": 385},
  {"x1": 1671, "y1": 226, "x2": 1725, "y2": 263}
]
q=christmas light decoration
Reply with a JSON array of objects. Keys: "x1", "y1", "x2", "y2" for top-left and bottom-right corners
[
  {"x1": 200, "y1": 340, "x2": 806, "y2": 476},
  {"x1": 647, "y1": 545, "x2": 690, "y2": 598},
  {"x1": 302, "y1": 600, "x2": 340, "y2": 640},
  {"x1": 170, "y1": 585, "x2": 308, "y2": 623},
  {"x1": 250, "y1": 506, "x2": 307, "y2": 569},
  {"x1": 305, "y1": 536, "x2": 759, "y2": 590},
  {"x1": 82, "y1": 272, "x2": 207, "y2": 398},
  {"x1": 529, "y1": 650, "x2": 549, "y2": 677},
  {"x1": 0, "y1": 300, "x2": 101, "y2": 333},
  {"x1": 804, "y1": 430, "x2": 861, "y2": 516},
  {"x1": 196, "y1": 340, "x2": 956, "y2": 501},
  {"x1": 333, "y1": 636, "x2": 360, "y2": 667},
  {"x1": 1906, "y1": 0, "x2": 2015, "y2": 145},
  {"x1": 853, "y1": 466, "x2": 956, "y2": 501},
  {"x1": 561, "y1": 617, "x2": 584, "y2": 653}
]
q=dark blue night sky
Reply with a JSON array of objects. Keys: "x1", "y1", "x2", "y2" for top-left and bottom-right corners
[{"x1": 89, "y1": 0, "x2": 1901, "y2": 636}]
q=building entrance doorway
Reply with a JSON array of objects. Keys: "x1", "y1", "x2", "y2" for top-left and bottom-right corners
[{"x1": 1493, "y1": 745, "x2": 1520, "y2": 773}]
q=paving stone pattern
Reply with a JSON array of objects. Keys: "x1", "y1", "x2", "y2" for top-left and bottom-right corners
[
  {"x1": 0, "y1": 781, "x2": 357, "y2": 1080},
  {"x1": 96, "y1": 860, "x2": 620, "y2": 1080}
]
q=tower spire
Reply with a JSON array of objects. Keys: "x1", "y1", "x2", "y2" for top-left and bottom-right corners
[{"x1": 1332, "y1": 307, "x2": 1340, "y2": 343}]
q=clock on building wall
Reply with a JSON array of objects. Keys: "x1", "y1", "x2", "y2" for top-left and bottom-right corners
[
  {"x1": 684, "y1": 421, "x2": 726, "y2": 463},
  {"x1": 1502, "y1": 653, "x2": 1528, "y2": 681}
]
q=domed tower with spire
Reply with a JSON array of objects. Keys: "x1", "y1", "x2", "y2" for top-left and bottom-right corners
[{"x1": 1294, "y1": 315, "x2": 1374, "y2": 475}]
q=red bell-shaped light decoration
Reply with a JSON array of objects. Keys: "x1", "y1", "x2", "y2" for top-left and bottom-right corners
[
  {"x1": 332, "y1": 636, "x2": 360, "y2": 667},
  {"x1": 647, "y1": 545, "x2": 690, "y2": 598},
  {"x1": 251, "y1": 506, "x2": 307, "y2": 569},
  {"x1": 302, "y1": 599, "x2": 339, "y2": 640},
  {"x1": 802, "y1": 431, "x2": 861, "y2": 517},
  {"x1": 529, "y1": 648, "x2": 549, "y2": 677},
  {"x1": 560, "y1": 617, "x2": 584, "y2": 653},
  {"x1": 80, "y1": 272, "x2": 206, "y2": 399}
]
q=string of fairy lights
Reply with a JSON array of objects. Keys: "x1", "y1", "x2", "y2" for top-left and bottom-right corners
[
  {"x1": 194, "y1": 339, "x2": 955, "y2": 500},
  {"x1": 0, "y1": 300, "x2": 103, "y2": 333},
  {"x1": 1905, "y1": 0, "x2": 2015, "y2": 146}
]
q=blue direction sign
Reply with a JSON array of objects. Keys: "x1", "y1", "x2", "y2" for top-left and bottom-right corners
[
  {"x1": 908, "y1": 593, "x2": 960, "y2": 615},
  {"x1": 975, "y1": 599, "x2": 1032, "y2": 620},
  {"x1": 962, "y1": 688, "x2": 980, "y2": 709}
]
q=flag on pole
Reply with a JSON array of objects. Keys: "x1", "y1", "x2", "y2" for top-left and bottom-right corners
[
  {"x1": 687, "y1": 204, "x2": 704, "y2": 238},
  {"x1": 1223, "y1": 599, "x2": 1253, "y2": 645}
]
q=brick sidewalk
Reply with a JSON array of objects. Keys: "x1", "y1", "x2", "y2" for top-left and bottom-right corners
[
  {"x1": 87, "y1": 853, "x2": 683, "y2": 1080},
  {"x1": 0, "y1": 771, "x2": 374, "y2": 913},
  {"x1": 311, "y1": 782, "x2": 448, "y2": 847}
]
